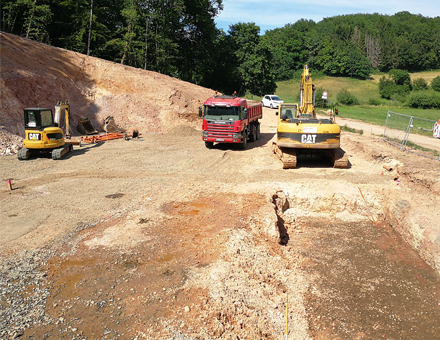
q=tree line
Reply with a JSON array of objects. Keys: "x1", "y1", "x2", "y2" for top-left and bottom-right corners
[
  {"x1": 1, "y1": 2, "x2": 439, "y2": 96},
  {"x1": 263, "y1": 12, "x2": 440, "y2": 82}
]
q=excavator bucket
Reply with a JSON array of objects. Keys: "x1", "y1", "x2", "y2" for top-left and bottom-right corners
[
  {"x1": 77, "y1": 117, "x2": 98, "y2": 135},
  {"x1": 103, "y1": 116, "x2": 125, "y2": 133}
]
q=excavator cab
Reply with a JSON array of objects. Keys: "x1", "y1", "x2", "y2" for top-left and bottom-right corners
[
  {"x1": 24, "y1": 108, "x2": 56, "y2": 129},
  {"x1": 279, "y1": 105, "x2": 297, "y2": 121},
  {"x1": 18, "y1": 101, "x2": 74, "y2": 160}
]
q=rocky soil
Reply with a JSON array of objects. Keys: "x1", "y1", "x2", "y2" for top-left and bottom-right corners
[
  {"x1": 1, "y1": 32, "x2": 440, "y2": 339},
  {"x1": 0, "y1": 128, "x2": 23, "y2": 156}
]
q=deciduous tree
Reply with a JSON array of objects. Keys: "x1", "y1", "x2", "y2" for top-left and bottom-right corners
[{"x1": 228, "y1": 22, "x2": 276, "y2": 96}]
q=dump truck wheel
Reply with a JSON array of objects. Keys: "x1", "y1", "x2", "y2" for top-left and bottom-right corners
[
  {"x1": 241, "y1": 132, "x2": 248, "y2": 149},
  {"x1": 249, "y1": 125, "x2": 256, "y2": 142},
  {"x1": 205, "y1": 141, "x2": 214, "y2": 149}
]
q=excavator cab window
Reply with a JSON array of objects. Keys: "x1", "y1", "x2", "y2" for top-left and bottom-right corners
[
  {"x1": 26, "y1": 111, "x2": 37, "y2": 128},
  {"x1": 41, "y1": 110, "x2": 54, "y2": 127},
  {"x1": 24, "y1": 109, "x2": 54, "y2": 129},
  {"x1": 280, "y1": 106, "x2": 296, "y2": 121}
]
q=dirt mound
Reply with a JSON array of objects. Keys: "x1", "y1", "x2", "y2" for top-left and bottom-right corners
[
  {"x1": 0, "y1": 32, "x2": 213, "y2": 139},
  {"x1": 167, "y1": 125, "x2": 200, "y2": 137},
  {"x1": 0, "y1": 128, "x2": 23, "y2": 156}
]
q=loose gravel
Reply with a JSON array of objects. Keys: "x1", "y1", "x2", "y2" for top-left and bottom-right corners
[{"x1": 0, "y1": 249, "x2": 54, "y2": 339}]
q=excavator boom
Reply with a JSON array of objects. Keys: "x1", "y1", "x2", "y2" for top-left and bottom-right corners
[{"x1": 54, "y1": 100, "x2": 71, "y2": 139}]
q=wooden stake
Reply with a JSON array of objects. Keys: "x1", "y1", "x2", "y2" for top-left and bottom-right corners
[{"x1": 285, "y1": 295, "x2": 288, "y2": 339}]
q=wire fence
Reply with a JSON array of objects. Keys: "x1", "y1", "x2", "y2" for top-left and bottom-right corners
[{"x1": 383, "y1": 111, "x2": 440, "y2": 161}]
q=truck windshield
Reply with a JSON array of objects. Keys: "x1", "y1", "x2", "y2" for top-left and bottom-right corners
[{"x1": 205, "y1": 106, "x2": 240, "y2": 117}]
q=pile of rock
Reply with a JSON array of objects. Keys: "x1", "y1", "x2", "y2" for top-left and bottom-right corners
[{"x1": 0, "y1": 128, "x2": 23, "y2": 156}]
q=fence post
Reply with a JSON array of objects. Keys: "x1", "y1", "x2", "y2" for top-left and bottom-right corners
[
  {"x1": 383, "y1": 111, "x2": 391, "y2": 140},
  {"x1": 401, "y1": 116, "x2": 414, "y2": 150}
]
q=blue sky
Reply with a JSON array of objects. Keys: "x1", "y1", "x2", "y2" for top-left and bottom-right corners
[{"x1": 214, "y1": 0, "x2": 440, "y2": 34}]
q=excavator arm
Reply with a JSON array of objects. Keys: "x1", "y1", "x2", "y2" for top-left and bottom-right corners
[
  {"x1": 299, "y1": 65, "x2": 316, "y2": 116},
  {"x1": 54, "y1": 100, "x2": 71, "y2": 139}
]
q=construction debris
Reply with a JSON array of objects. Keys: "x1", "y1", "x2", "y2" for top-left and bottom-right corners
[
  {"x1": 80, "y1": 132, "x2": 141, "y2": 143},
  {"x1": 81, "y1": 133, "x2": 125, "y2": 143}
]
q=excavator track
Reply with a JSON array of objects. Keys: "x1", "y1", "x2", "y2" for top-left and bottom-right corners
[
  {"x1": 17, "y1": 147, "x2": 31, "y2": 160},
  {"x1": 52, "y1": 145, "x2": 71, "y2": 160},
  {"x1": 272, "y1": 142, "x2": 297, "y2": 169},
  {"x1": 331, "y1": 148, "x2": 348, "y2": 168}
]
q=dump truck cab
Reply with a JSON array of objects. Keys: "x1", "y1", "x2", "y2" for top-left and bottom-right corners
[{"x1": 199, "y1": 93, "x2": 262, "y2": 149}]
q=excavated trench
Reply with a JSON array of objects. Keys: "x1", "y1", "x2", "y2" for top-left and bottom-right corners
[
  {"x1": 271, "y1": 189, "x2": 440, "y2": 339},
  {"x1": 2, "y1": 190, "x2": 439, "y2": 339}
]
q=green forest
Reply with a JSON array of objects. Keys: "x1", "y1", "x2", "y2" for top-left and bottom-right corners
[{"x1": 1, "y1": 1, "x2": 440, "y2": 106}]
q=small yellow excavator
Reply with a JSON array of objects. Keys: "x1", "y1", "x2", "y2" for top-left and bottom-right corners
[
  {"x1": 272, "y1": 65, "x2": 348, "y2": 168},
  {"x1": 18, "y1": 100, "x2": 77, "y2": 160}
]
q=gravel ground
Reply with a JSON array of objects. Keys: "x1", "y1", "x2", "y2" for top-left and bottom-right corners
[{"x1": 0, "y1": 249, "x2": 54, "y2": 338}]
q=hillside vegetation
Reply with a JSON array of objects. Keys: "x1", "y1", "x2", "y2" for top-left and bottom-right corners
[{"x1": 1, "y1": 2, "x2": 439, "y2": 97}]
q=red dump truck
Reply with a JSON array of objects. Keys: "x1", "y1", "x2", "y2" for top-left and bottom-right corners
[{"x1": 199, "y1": 93, "x2": 263, "y2": 149}]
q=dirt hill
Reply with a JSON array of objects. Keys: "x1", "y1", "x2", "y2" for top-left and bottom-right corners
[{"x1": 0, "y1": 32, "x2": 213, "y2": 138}]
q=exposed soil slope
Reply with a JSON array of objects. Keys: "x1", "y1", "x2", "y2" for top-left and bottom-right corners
[{"x1": 0, "y1": 32, "x2": 213, "y2": 137}]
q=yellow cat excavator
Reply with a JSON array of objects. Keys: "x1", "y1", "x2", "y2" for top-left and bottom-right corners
[
  {"x1": 17, "y1": 100, "x2": 77, "y2": 160},
  {"x1": 272, "y1": 65, "x2": 348, "y2": 169}
]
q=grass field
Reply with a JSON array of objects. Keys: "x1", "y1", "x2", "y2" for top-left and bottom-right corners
[
  {"x1": 245, "y1": 70, "x2": 440, "y2": 137},
  {"x1": 281, "y1": 70, "x2": 438, "y2": 122},
  {"x1": 275, "y1": 70, "x2": 440, "y2": 106},
  {"x1": 277, "y1": 76, "x2": 381, "y2": 105},
  {"x1": 338, "y1": 106, "x2": 439, "y2": 137},
  {"x1": 338, "y1": 106, "x2": 439, "y2": 123}
]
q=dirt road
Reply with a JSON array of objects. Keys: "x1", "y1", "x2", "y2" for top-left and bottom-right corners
[{"x1": 1, "y1": 107, "x2": 440, "y2": 339}]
